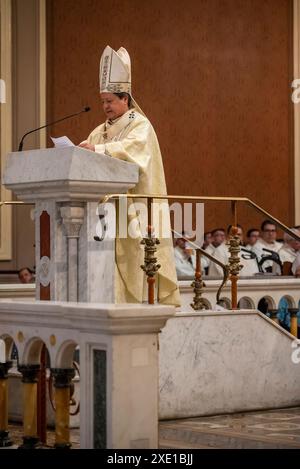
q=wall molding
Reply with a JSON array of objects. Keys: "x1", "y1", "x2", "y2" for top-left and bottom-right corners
[{"x1": 0, "y1": 0, "x2": 12, "y2": 260}]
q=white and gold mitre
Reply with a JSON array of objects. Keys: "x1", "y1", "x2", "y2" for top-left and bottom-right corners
[{"x1": 99, "y1": 45, "x2": 131, "y2": 94}]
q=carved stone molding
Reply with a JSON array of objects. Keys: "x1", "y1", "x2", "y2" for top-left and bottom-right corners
[
  {"x1": 60, "y1": 204, "x2": 84, "y2": 238},
  {"x1": 37, "y1": 255, "x2": 52, "y2": 287}
]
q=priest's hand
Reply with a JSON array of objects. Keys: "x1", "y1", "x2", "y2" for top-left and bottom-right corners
[{"x1": 78, "y1": 141, "x2": 95, "y2": 152}]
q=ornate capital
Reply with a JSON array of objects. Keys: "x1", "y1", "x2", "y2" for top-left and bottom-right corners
[
  {"x1": 289, "y1": 308, "x2": 298, "y2": 318},
  {"x1": 60, "y1": 204, "x2": 84, "y2": 238},
  {"x1": 269, "y1": 309, "x2": 278, "y2": 321},
  {"x1": 51, "y1": 368, "x2": 75, "y2": 388},
  {"x1": 18, "y1": 364, "x2": 40, "y2": 383},
  {"x1": 0, "y1": 361, "x2": 13, "y2": 379}
]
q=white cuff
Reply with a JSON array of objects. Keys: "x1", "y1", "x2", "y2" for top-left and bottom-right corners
[{"x1": 95, "y1": 144, "x2": 106, "y2": 154}]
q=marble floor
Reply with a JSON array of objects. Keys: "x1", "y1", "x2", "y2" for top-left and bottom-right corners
[
  {"x1": 4, "y1": 407, "x2": 300, "y2": 449},
  {"x1": 159, "y1": 407, "x2": 300, "y2": 449}
]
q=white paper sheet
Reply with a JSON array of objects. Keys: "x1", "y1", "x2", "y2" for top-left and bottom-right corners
[{"x1": 50, "y1": 135, "x2": 75, "y2": 148}]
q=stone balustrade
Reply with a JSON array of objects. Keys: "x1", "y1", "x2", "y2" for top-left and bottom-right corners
[
  {"x1": 2, "y1": 277, "x2": 300, "y2": 313},
  {"x1": 0, "y1": 277, "x2": 298, "y2": 449},
  {"x1": 0, "y1": 300, "x2": 174, "y2": 449},
  {"x1": 179, "y1": 276, "x2": 300, "y2": 311}
]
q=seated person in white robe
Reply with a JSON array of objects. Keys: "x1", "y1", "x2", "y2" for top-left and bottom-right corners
[
  {"x1": 252, "y1": 220, "x2": 283, "y2": 272},
  {"x1": 273, "y1": 229, "x2": 300, "y2": 275},
  {"x1": 174, "y1": 237, "x2": 196, "y2": 278},
  {"x1": 245, "y1": 228, "x2": 260, "y2": 251},
  {"x1": 208, "y1": 227, "x2": 259, "y2": 277}
]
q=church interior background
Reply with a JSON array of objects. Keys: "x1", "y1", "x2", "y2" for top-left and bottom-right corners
[{"x1": 0, "y1": 0, "x2": 300, "y2": 450}]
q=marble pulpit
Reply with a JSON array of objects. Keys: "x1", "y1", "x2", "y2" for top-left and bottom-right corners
[{"x1": 3, "y1": 147, "x2": 139, "y2": 302}]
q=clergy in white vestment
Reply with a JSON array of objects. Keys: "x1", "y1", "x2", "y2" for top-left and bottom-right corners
[
  {"x1": 244, "y1": 228, "x2": 260, "y2": 251},
  {"x1": 273, "y1": 229, "x2": 300, "y2": 275},
  {"x1": 79, "y1": 45, "x2": 180, "y2": 306},
  {"x1": 207, "y1": 228, "x2": 259, "y2": 277},
  {"x1": 252, "y1": 220, "x2": 283, "y2": 272},
  {"x1": 174, "y1": 244, "x2": 196, "y2": 279},
  {"x1": 206, "y1": 228, "x2": 227, "y2": 277},
  {"x1": 292, "y1": 251, "x2": 300, "y2": 276},
  {"x1": 173, "y1": 237, "x2": 208, "y2": 279}
]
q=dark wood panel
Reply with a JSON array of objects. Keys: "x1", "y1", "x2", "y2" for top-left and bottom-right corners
[
  {"x1": 40, "y1": 211, "x2": 50, "y2": 258},
  {"x1": 46, "y1": 0, "x2": 293, "y2": 232},
  {"x1": 39, "y1": 211, "x2": 50, "y2": 301}
]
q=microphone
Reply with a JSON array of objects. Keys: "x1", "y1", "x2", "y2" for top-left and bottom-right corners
[{"x1": 18, "y1": 106, "x2": 91, "y2": 152}]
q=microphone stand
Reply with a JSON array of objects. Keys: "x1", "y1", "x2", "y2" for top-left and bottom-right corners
[{"x1": 18, "y1": 106, "x2": 90, "y2": 151}]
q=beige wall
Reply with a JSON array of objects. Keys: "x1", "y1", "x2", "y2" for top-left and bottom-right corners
[
  {"x1": 46, "y1": 0, "x2": 294, "y2": 233},
  {"x1": 0, "y1": 0, "x2": 296, "y2": 272},
  {"x1": 0, "y1": 0, "x2": 43, "y2": 271},
  {"x1": 0, "y1": 0, "x2": 13, "y2": 262}
]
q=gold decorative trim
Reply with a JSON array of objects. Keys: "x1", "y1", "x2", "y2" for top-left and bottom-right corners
[
  {"x1": 17, "y1": 331, "x2": 24, "y2": 343},
  {"x1": 49, "y1": 334, "x2": 56, "y2": 346},
  {"x1": 190, "y1": 250, "x2": 207, "y2": 311},
  {"x1": 99, "y1": 193, "x2": 300, "y2": 242},
  {"x1": 0, "y1": 0, "x2": 12, "y2": 260}
]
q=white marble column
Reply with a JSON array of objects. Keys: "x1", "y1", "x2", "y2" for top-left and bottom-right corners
[
  {"x1": 78, "y1": 201, "x2": 116, "y2": 303},
  {"x1": 60, "y1": 204, "x2": 84, "y2": 302}
]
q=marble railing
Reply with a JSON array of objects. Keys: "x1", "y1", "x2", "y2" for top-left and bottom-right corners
[
  {"x1": 1, "y1": 277, "x2": 299, "y2": 312},
  {"x1": 179, "y1": 276, "x2": 300, "y2": 311},
  {"x1": 0, "y1": 277, "x2": 299, "y2": 449},
  {"x1": 0, "y1": 300, "x2": 174, "y2": 449}
]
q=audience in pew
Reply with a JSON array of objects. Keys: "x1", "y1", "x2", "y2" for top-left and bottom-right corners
[
  {"x1": 173, "y1": 219, "x2": 300, "y2": 280},
  {"x1": 273, "y1": 229, "x2": 300, "y2": 275}
]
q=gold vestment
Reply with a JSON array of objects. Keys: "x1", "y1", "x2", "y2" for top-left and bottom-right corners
[{"x1": 87, "y1": 109, "x2": 180, "y2": 306}]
